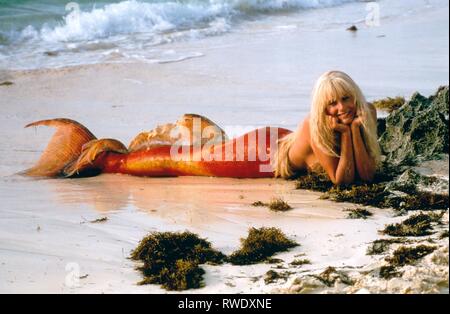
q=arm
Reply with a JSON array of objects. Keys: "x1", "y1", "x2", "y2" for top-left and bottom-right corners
[
  {"x1": 351, "y1": 106, "x2": 377, "y2": 182},
  {"x1": 311, "y1": 118, "x2": 355, "y2": 185}
]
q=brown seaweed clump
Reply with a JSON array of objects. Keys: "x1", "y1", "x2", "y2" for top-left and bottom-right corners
[
  {"x1": 289, "y1": 259, "x2": 311, "y2": 266},
  {"x1": 265, "y1": 258, "x2": 284, "y2": 264},
  {"x1": 323, "y1": 184, "x2": 389, "y2": 207},
  {"x1": 252, "y1": 201, "x2": 266, "y2": 207},
  {"x1": 295, "y1": 168, "x2": 395, "y2": 193},
  {"x1": 324, "y1": 184, "x2": 448, "y2": 212},
  {"x1": 381, "y1": 212, "x2": 444, "y2": 237},
  {"x1": 268, "y1": 198, "x2": 292, "y2": 212},
  {"x1": 385, "y1": 245, "x2": 437, "y2": 267},
  {"x1": 385, "y1": 188, "x2": 449, "y2": 212},
  {"x1": 251, "y1": 198, "x2": 292, "y2": 212},
  {"x1": 366, "y1": 238, "x2": 409, "y2": 255},
  {"x1": 131, "y1": 231, "x2": 226, "y2": 291},
  {"x1": 371, "y1": 245, "x2": 435, "y2": 281},
  {"x1": 345, "y1": 208, "x2": 373, "y2": 219},
  {"x1": 264, "y1": 270, "x2": 294, "y2": 284},
  {"x1": 311, "y1": 267, "x2": 354, "y2": 287},
  {"x1": 377, "y1": 265, "x2": 402, "y2": 280},
  {"x1": 295, "y1": 172, "x2": 335, "y2": 192},
  {"x1": 372, "y1": 96, "x2": 406, "y2": 113},
  {"x1": 228, "y1": 227, "x2": 298, "y2": 265},
  {"x1": 90, "y1": 217, "x2": 108, "y2": 223},
  {"x1": 0, "y1": 81, "x2": 13, "y2": 86},
  {"x1": 294, "y1": 163, "x2": 448, "y2": 212},
  {"x1": 439, "y1": 230, "x2": 449, "y2": 239}
]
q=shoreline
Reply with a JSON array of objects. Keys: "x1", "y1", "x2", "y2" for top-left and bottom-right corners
[{"x1": 0, "y1": 1, "x2": 448, "y2": 294}]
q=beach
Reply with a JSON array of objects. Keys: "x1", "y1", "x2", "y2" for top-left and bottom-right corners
[{"x1": 0, "y1": 0, "x2": 449, "y2": 294}]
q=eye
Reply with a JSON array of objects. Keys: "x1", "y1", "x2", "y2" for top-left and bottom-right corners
[
  {"x1": 342, "y1": 96, "x2": 350, "y2": 102},
  {"x1": 328, "y1": 100, "x2": 337, "y2": 107}
]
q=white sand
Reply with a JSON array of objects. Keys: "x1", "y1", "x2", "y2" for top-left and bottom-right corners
[
  {"x1": 0, "y1": 175, "x2": 393, "y2": 293},
  {"x1": 0, "y1": 1, "x2": 448, "y2": 294}
]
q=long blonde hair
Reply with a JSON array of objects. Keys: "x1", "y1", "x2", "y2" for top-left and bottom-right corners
[
  {"x1": 273, "y1": 131, "x2": 297, "y2": 178},
  {"x1": 273, "y1": 71, "x2": 381, "y2": 178},
  {"x1": 310, "y1": 70, "x2": 380, "y2": 162}
]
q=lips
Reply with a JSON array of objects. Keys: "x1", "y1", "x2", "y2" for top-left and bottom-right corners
[
  {"x1": 338, "y1": 111, "x2": 352, "y2": 118},
  {"x1": 328, "y1": 111, "x2": 354, "y2": 120}
]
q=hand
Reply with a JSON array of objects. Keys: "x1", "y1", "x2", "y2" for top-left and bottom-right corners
[
  {"x1": 351, "y1": 116, "x2": 363, "y2": 129},
  {"x1": 329, "y1": 116, "x2": 350, "y2": 133}
]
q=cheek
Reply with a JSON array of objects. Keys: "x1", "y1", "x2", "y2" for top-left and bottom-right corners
[
  {"x1": 348, "y1": 101, "x2": 357, "y2": 112},
  {"x1": 325, "y1": 107, "x2": 336, "y2": 116}
]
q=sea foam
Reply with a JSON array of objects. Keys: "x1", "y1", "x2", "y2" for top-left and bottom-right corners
[{"x1": 30, "y1": 0, "x2": 360, "y2": 43}]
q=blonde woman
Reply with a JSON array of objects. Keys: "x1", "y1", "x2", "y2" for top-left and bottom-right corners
[
  {"x1": 274, "y1": 70, "x2": 381, "y2": 184},
  {"x1": 23, "y1": 71, "x2": 379, "y2": 183}
]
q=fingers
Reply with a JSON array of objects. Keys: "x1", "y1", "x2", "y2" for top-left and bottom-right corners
[
  {"x1": 330, "y1": 116, "x2": 351, "y2": 133},
  {"x1": 330, "y1": 116, "x2": 340, "y2": 130},
  {"x1": 328, "y1": 115, "x2": 336, "y2": 126},
  {"x1": 352, "y1": 116, "x2": 362, "y2": 127}
]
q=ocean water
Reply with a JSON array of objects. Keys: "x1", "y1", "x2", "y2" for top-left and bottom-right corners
[
  {"x1": 0, "y1": 0, "x2": 445, "y2": 69},
  {"x1": 0, "y1": 0, "x2": 369, "y2": 69}
]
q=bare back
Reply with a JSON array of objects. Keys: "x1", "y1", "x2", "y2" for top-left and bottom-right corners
[{"x1": 287, "y1": 115, "x2": 321, "y2": 172}]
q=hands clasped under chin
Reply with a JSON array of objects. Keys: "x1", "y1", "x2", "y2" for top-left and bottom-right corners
[
  {"x1": 329, "y1": 116, "x2": 350, "y2": 133},
  {"x1": 329, "y1": 115, "x2": 363, "y2": 134},
  {"x1": 350, "y1": 116, "x2": 363, "y2": 128}
]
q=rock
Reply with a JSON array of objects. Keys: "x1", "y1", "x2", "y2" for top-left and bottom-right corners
[
  {"x1": 379, "y1": 86, "x2": 449, "y2": 170},
  {"x1": 377, "y1": 117, "x2": 386, "y2": 138},
  {"x1": 386, "y1": 168, "x2": 449, "y2": 195},
  {"x1": 44, "y1": 51, "x2": 59, "y2": 57}
]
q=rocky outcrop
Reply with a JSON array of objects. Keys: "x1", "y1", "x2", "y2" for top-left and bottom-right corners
[
  {"x1": 386, "y1": 168, "x2": 449, "y2": 196},
  {"x1": 378, "y1": 86, "x2": 449, "y2": 171}
]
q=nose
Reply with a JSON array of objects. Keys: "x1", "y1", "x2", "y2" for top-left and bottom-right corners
[{"x1": 336, "y1": 101, "x2": 346, "y2": 112}]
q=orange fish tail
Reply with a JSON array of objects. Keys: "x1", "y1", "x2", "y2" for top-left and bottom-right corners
[
  {"x1": 23, "y1": 118, "x2": 127, "y2": 177},
  {"x1": 23, "y1": 118, "x2": 96, "y2": 177}
]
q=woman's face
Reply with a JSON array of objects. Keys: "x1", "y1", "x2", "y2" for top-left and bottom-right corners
[{"x1": 325, "y1": 95, "x2": 356, "y2": 125}]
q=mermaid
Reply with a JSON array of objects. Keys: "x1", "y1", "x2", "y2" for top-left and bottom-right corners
[{"x1": 23, "y1": 71, "x2": 380, "y2": 184}]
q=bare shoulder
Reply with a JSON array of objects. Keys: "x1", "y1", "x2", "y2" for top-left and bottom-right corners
[
  {"x1": 299, "y1": 114, "x2": 310, "y2": 131},
  {"x1": 296, "y1": 115, "x2": 311, "y2": 142},
  {"x1": 287, "y1": 114, "x2": 313, "y2": 169}
]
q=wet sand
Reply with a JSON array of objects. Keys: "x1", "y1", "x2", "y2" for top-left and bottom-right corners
[
  {"x1": 0, "y1": 2, "x2": 448, "y2": 294},
  {"x1": 0, "y1": 175, "x2": 397, "y2": 293}
]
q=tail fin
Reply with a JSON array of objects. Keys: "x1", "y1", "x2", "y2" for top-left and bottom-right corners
[
  {"x1": 24, "y1": 118, "x2": 97, "y2": 177},
  {"x1": 63, "y1": 138, "x2": 127, "y2": 177}
]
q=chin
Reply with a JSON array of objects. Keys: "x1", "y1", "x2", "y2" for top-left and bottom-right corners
[{"x1": 339, "y1": 118, "x2": 354, "y2": 125}]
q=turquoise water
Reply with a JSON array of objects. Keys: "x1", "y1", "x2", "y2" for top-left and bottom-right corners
[
  {"x1": 0, "y1": 0, "x2": 366, "y2": 69},
  {"x1": 0, "y1": 0, "x2": 359, "y2": 41},
  {"x1": 0, "y1": 0, "x2": 112, "y2": 33},
  {"x1": 0, "y1": 0, "x2": 445, "y2": 70}
]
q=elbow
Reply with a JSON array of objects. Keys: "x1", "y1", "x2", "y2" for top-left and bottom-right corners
[
  {"x1": 333, "y1": 178, "x2": 353, "y2": 186},
  {"x1": 359, "y1": 172, "x2": 375, "y2": 183},
  {"x1": 358, "y1": 166, "x2": 376, "y2": 183},
  {"x1": 359, "y1": 159, "x2": 377, "y2": 183},
  {"x1": 330, "y1": 174, "x2": 354, "y2": 186}
]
